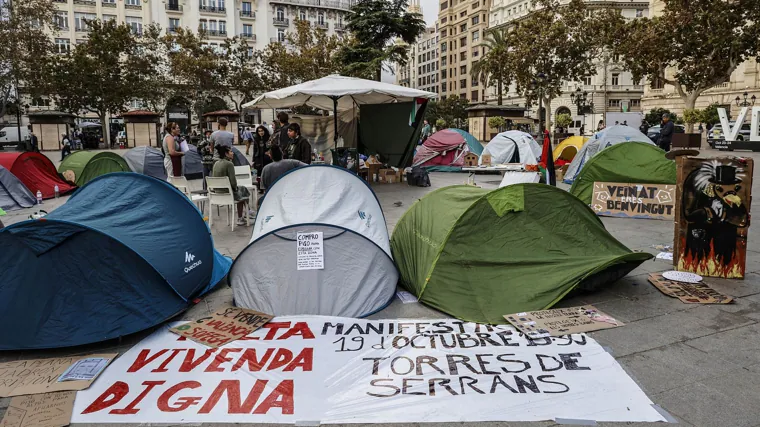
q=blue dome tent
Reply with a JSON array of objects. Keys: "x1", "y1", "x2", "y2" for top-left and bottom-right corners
[{"x1": 0, "y1": 173, "x2": 232, "y2": 350}]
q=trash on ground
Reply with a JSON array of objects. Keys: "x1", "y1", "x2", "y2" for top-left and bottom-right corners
[
  {"x1": 656, "y1": 251, "x2": 674, "y2": 261},
  {"x1": 395, "y1": 290, "x2": 418, "y2": 304},
  {"x1": 662, "y1": 270, "x2": 703, "y2": 283}
]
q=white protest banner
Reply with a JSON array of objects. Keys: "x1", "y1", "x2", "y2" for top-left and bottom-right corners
[
  {"x1": 72, "y1": 317, "x2": 666, "y2": 424},
  {"x1": 296, "y1": 232, "x2": 324, "y2": 270}
]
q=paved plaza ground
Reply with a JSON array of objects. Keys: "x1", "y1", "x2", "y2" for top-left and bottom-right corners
[{"x1": 2, "y1": 147, "x2": 760, "y2": 426}]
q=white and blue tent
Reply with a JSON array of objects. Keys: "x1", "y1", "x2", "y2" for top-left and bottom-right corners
[
  {"x1": 230, "y1": 165, "x2": 397, "y2": 317},
  {"x1": 563, "y1": 125, "x2": 654, "y2": 184},
  {"x1": 481, "y1": 131, "x2": 542, "y2": 165},
  {"x1": 0, "y1": 173, "x2": 231, "y2": 350}
]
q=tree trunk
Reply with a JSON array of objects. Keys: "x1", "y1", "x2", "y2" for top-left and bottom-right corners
[
  {"x1": 375, "y1": 67, "x2": 382, "y2": 82},
  {"x1": 497, "y1": 78, "x2": 503, "y2": 106},
  {"x1": 683, "y1": 91, "x2": 701, "y2": 133},
  {"x1": 100, "y1": 112, "x2": 109, "y2": 148}
]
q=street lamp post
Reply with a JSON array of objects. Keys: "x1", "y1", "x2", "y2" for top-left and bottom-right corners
[
  {"x1": 735, "y1": 91, "x2": 757, "y2": 107},
  {"x1": 571, "y1": 87, "x2": 594, "y2": 136}
]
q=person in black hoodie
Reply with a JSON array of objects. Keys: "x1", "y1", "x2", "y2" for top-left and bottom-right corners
[
  {"x1": 253, "y1": 125, "x2": 271, "y2": 175},
  {"x1": 285, "y1": 123, "x2": 312, "y2": 164}
]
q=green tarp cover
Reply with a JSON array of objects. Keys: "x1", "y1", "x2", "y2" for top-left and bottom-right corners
[
  {"x1": 58, "y1": 151, "x2": 132, "y2": 186},
  {"x1": 359, "y1": 102, "x2": 426, "y2": 168},
  {"x1": 570, "y1": 142, "x2": 676, "y2": 204},
  {"x1": 391, "y1": 184, "x2": 652, "y2": 324}
]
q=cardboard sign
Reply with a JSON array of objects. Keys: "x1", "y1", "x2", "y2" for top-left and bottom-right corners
[
  {"x1": 504, "y1": 305, "x2": 623, "y2": 339},
  {"x1": 0, "y1": 391, "x2": 75, "y2": 427},
  {"x1": 648, "y1": 273, "x2": 734, "y2": 304},
  {"x1": 58, "y1": 357, "x2": 111, "y2": 382},
  {"x1": 481, "y1": 153, "x2": 492, "y2": 166},
  {"x1": 674, "y1": 157, "x2": 753, "y2": 278},
  {"x1": 170, "y1": 306, "x2": 272, "y2": 348},
  {"x1": 73, "y1": 317, "x2": 667, "y2": 424},
  {"x1": 296, "y1": 231, "x2": 324, "y2": 270},
  {"x1": 591, "y1": 182, "x2": 676, "y2": 220},
  {"x1": 0, "y1": 354, "x2": 118, "y2": 397}
]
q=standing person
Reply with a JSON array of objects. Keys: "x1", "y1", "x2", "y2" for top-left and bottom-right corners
[
  {"x1": 253, "y1": 125, "x2": 271, "y2": 175},
  {"x1": 60, "y1": 133, "x2": 71, "y2": 161},
  {"x1": 260, "y1": 145, "x2": 306, "y2": 192},
  {"x1": 698, "y1": 123, "x2": 704, "y2": 134},
  {"x1": 597, "y1": 120, "x2": 605, "y2": 131},
  {"x1": 243, "y1": 126, "x2": 254, "y2": 155},
  {"x1": 162, "y1": 122, "x2": 183, "y2": 178},
  {"x1": 640, "y1": 121, "x2": 650, "y2": 135},
  {"x1": 197, "y1": 130, "x2": 216, "y2": 190},
  {"x1": 579, "y1": 124, "x2": 585, "y2": 136},
  {"x1": 29, "y1": 131, "x2": 39, "y2": 152},
  {"x1": 420, "y1": 119, "x2": 431, "y2": 144},
  {"x1": 270, "y1": 111, "x2": 290, "y2": 149},
  {"x1": 285, "y1": 123, "x2": 312, "y2": 164},
  {"x1": 210, "y1": 117, "x2": 235, "y2": 148},
  {"x1": 212, "y1": 144, "x2": 250, "y2": 226},
  {"x1": 659, "y1": 113, "x2": 674, "y2": 152}
]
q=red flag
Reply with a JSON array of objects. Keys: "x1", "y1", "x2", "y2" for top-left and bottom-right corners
[{"x1": 541, "y1": 133, "x2": 556, "y2": 186}]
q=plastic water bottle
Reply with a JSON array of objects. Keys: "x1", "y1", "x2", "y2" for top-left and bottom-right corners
[
  {"x1": 251, "y1": 168, "x2": 258, "y2": 182},
  {"x1": 54, "y1": 185, "x2": 59, "y2": 199},
  {"x1": 36, "y1": 190, "x2": 43, "y2": 205}
]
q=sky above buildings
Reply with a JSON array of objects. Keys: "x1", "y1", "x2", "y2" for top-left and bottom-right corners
[{"x1": 381, "y1": 0, "x2": 439, "y2": 83}]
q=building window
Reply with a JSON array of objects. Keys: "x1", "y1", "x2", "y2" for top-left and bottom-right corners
[
  {"x1": 441, "y1": 56, "x2": 447, "y2": 66},
  {"x1": 103, "y1": 14, "x2": 116, "y2": 21},
  {"x1": 169, "y1": 18, "x2": 180, "y2": 32},
  {"x1": 299, "y1": 10, "x2": 306, "y2": 20},
  {"x1": 126, "y1": 16, "x2": 142, "y2": 34},
  {"x1": 209, "y1": 20, "x2": 217, "y2": 31},
  {"x1": 460, "y1": 79, "x2": 466, "y2": 89},
  {"x1": 54, "y1": 11, "x2": 68, "y2": 29},
  {"x1": 31, "y1": 97, "x2": 51, "y2": 107},
  {"x1": 651, "y1": 77, "x2": 664, "y2": 89},
  {"x1": 472, "y1": 48, "x2": 479, "y2": 57},
  {"x1": 55, "y1": 38, "x2": 70, "y2": 54},
  {"x1": 247, "y1": 47, "x2": 254, "y2": 57},
  {"x1": 440, "y1": 1, "x2": 447, "y2": 10},
  {"x1": 635, "y1": 9, "x2": 643, "y2": 17},
  {"x1": 125, "y1": 0, "x2": 140, "y2": 5},
  {"x1": 243, "y1": 24, "x2": 252, "y2": 35},
  {"x1": 471, "y1": 90, "x2": 478, "y2": 102},
  {"x1": 74, "y1": 13, "x2": 96, "y2": 31},
  {"x1": 218, "y1": 0, "x2": 225, "y2": 10},
  {"x1": 630, "y1": 99, "x2": 641, "y2": 107},
  {"x1": 441, "y1": 43, "x2": 447, "y2": 53},
  {"x1": 583, "y1": 76, "x2": 592, "y2": 86},
  {"x1": 460, "y1": 23, "x2": 466, "y2": 32},
  {"x1": 611, "y1": 73, "x2": 619, "y2": 86},
  {"x1": 441, "y1": 69, "x2": 447, "y2": 79},
  {"x1": 276, "y1": 7, "x2": 284, "y2": 20},
  {"x1": 460, "y1": 36, "x2": 467, "y2": 47},
  {"x1": 441, "y1": 83, "x2": 446, "y2": 92},
  {"x1": 318, "y1": 11, "x2": 324, "y2": 24},
  {"x1": 460, "y1": 10, "x2": 466, "y2": 17},
  {"x1": 613, "y1": 53, "x2": 620, "y2": 63},
  {"x1": 472, "y1": 30, "x2": 479, "y2": 41},
  {"x1": 277, "y1": 28, "x2": 285, "y2": 42},
  {"x1": 460, "y1": 65, "x2": 466, "y2": 74},
  {"x1": 460, "y1": 51, "x2": 466, "y2": 61},
  {"x1": 608, "y1": 99, "x2": 621, "y2": 107},
  {"x1": 199, "y1": 19, "x2": 208, "y2": 30},
  {"x1": 471, "y1": 76, "x2": 478, "y2": 86},
  {"x1": 242, "y1": 1, "x2": 251, "y2": 12},
  {"x1": 418, "y1": 78, "x2": 422, "y2": 86},
  {"x1": 472, "y1": 15, "x2": 479, "y2": 25},
  {"x1": 219, "y1": 20, "x2": 226, "y2": 34},
  {"x1": 473, "y1": 1, "x2": 478, "y2": 7}
]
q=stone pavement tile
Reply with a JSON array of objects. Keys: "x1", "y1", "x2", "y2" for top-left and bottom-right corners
[
  {"x1": 743, "y1": 251, "x2": 760, "y2": 274},
  {"x1": 592, "y1": 289, "x2": 699, "y2": 323},
  {"x1": 684, "y1": 323, "x2": 760, "y2": 368},
  {"x1": 589, "y1": 321, "x2": 674, "y2": 357},
  {"x1": 615, "y1": 342, "x2": 740, "y2": 395},
  {"x1": 605, "y1": 273, "x2": 660, "y2": 297},
  {"x1": 701, "y1": 273, "x2": 760, "y2": 298},
  {"x1": 655, "y1": 369, "x2": 760, "y2": 427},
  {"x1": 713, "y1": 296, "x2": 760, "y2": 321},
  {"x1": 631, "y1": 305, "x2": 755, "y2": 342}
]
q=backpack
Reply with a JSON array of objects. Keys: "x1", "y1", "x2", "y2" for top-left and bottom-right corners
[{"x1": 407, "y1": 166, "x2": 431, "y2": 187}]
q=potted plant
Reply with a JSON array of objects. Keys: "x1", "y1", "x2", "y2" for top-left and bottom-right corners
[
  {"x1": 488, "y1": 116, "x2": 506, "y2": 133},
  {"x1": 674, "y1": 108, "x2": 703, "y2": 148}
]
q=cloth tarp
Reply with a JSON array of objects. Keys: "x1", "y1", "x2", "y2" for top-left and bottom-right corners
[
  {"x1": 569, "y1": 142, "x2": 676, "y2": 203},
  {"x1": 391, "y1": 184, "x2": 652, "y2": 324},
  {"x1": 359, "y1": 102, "x2": 427, "y2": 168},
  {"x1": 0, "y1": 165, "x2": 35, "y2": 211},
  {"x1": 293, "y1": 107, "x2": 359, "y2": 165}
]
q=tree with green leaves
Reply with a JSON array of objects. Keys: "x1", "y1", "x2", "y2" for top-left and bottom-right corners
[
  {"x1": 555, "y1": 113, "x2": 573, "y2": 130},
  {"x1": 336, "y1": 0, "x2": 425, "y2": 81},
  {"x1": 611, "y1": 0, "x2": 760, "y2": 132},
  {"x1": 260, "y1": 19, "x2": 342, "y2": 89},
  {"x1": 223, "y1": 36, "x2": 266, "y2": 109},
  {"x1": 488, "y1": 116, "x2": 506, "y2": 132},
  {"x1": 52, "y1": 20, "x2": 165, "y2": 145},
  {"x1": 645, "y1": 108, "x2": 679, "y2": 126},
  {"x1": 509, "y1": 0, "x2": 598, "y2": 128},
  {"x1": 702, "y1": 103, "x2": 722, "y2": 127},
  {"x1": 0, "y1": 0, "x2": 57, "y2": 118},
  {"x1": 471, "y1": 29, "x2": 512, "y2": 106},
  {"x1": 425, "y1": 97, "x2": 469, "y2": 129},
  {"x1": 161, "y1": 27, "x2": 230, "y2": 120}
]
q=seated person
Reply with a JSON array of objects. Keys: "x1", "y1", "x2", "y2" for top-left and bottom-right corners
[{"x1": 212, "y1": 145, "x2": 251, "y2": 226}]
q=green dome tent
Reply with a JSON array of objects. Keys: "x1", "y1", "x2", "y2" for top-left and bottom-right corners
[
  {"x1": 391, "y1": 184, "x2": 652, "y2": 324},
  {"x1": 569, "y1": 142, "x2": 676, "y2": 204},
  {"x1": 58, "y1": 151, "x2": 132, "y2": 186}
]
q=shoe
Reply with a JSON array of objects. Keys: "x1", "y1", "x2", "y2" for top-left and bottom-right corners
[{"x1": 236, "y1": 218, "x2": 247, "y2": 226}]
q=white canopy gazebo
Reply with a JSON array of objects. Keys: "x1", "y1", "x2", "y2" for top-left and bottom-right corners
[{"x1": 242, "y1": 75, "x2": 436, "y2": 144}]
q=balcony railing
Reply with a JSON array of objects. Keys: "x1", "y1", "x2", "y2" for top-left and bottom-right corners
[
  {"x1": 124, "y1": 3, "x2": 142, "y2": 9},
  {"x1": 75, "y1": 26, "x2": 90, "y2": 32},
  {"x1": 73, "y1": 0, "x2": 96, "y2": 5},
  {"x1": 270, "y1": 37, "x2": 287, "y2": 43},
  {"x1": 199, "y1": 4, "x2": 226, "y2": 14},
  {"x1": 270, "y1": 0, "x2": 354, "y2": 11},
  {"x1": 314, "y1": 21, "x2": 328, "y2": 29},
  {"x1": 165, "y1": 3, "x2": 183, "y2": 11},
  {"x1": 240, "y1": 33, "x2": 256, "y2": 41},
  {"x1": 54, "y1": 0, "x2": 67, "y2": 3},
  {"x1": 334, "y1": 22, "x2": 346, "y2": 31},
  {"x1": 239, "y1": 10, "x2": 255, "y2": 18},
  {"x1": 102, "y1": 1, "x2": 116, "y2": 6},
  {"x1": 273, "y1": 17, "x2": 289, "y2": 26},
  {"x1": 205, "y1": 29, "x2": 227, "y2": 36},
  {"x1": 168, "y1": 27, "x2": 179, "y2": 33}
]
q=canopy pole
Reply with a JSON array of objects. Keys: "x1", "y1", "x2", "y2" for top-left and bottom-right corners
[{"x1": 332, "y1": 96, "x2": 339, "y2": 146}]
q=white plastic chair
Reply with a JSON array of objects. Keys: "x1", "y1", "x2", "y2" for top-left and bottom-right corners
[
  {"x1": 205, "y1": 176, "x2": 242, "y2": 231},
  {"x1": 234, "y1": 165, "x2": 258, "y2": 213},
  {"x1": 168, "y1": 176, "x2": 190, "y2": 194}
]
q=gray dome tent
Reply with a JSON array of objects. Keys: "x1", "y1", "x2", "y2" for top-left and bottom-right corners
[
  {"x1": 230, "y1": 165, "x2": 397, "y2": 317},
  {"x1": 0, "y1": 165, "x2": 35, "y2": 211},
  {"x1": 123, "y1": 147, "x2": 167, "y2": 180},
  {"x1": 183, "y1": 145, "x2": 203, "y2": 180}
]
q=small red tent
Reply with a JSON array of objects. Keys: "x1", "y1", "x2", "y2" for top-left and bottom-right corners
[{"x1": 0, "y1": 152, "x2": 76, "y2": 199}]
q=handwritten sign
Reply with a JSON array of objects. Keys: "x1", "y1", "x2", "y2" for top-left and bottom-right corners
[
  {"x1": 0, "y1": 354, "x2": 118, "y2": 397},
  {"x1": 297, "y1": 231, "x2": 324, "y2": 270},
  {"x1": 58, "y1": 357, "x2": 110, "y2": 382},
  {"x1": 170, "y1": 306, "x2": 273, "y2": 348},
  {"x1": 648, "y1": 273, "x2": 734, "y2": 304},
  {"x1": 591, "y1": 182, "x2": 675, "y2": 220},
  {"x1": 0, "y1": 391, "x2": 75, "y2": 427},
  {"x1": 504, "y1": 305, "x2": 623, "y2": 338}
]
